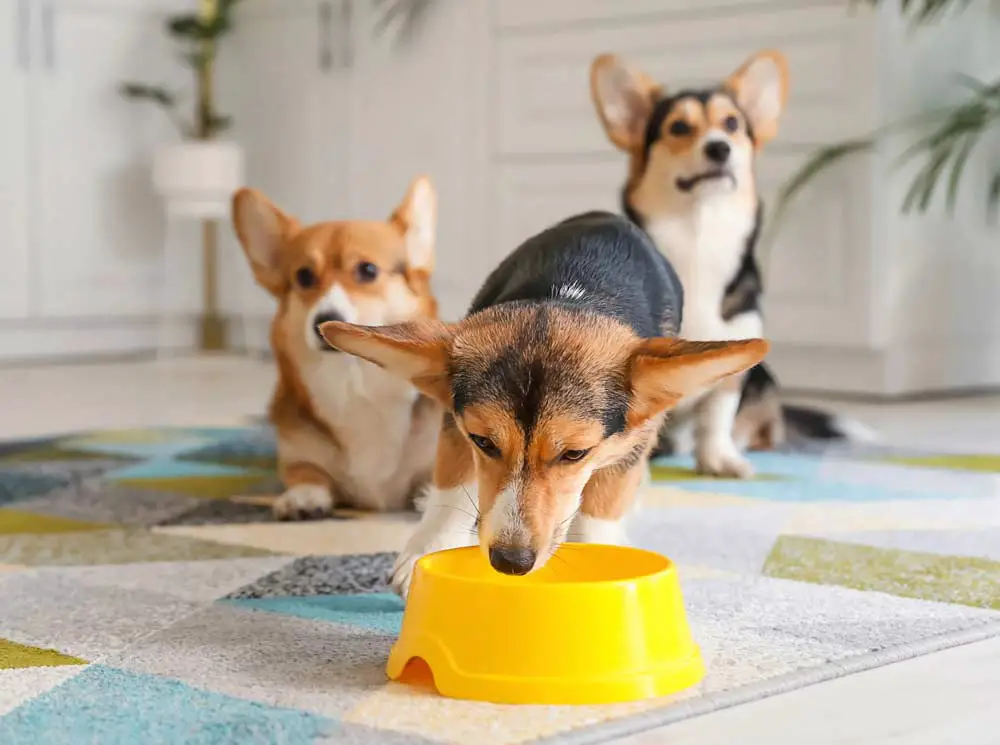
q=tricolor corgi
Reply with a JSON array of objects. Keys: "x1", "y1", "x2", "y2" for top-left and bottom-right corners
[
  {"x1": 320, "y1": 211, "x2": 768, "y2": 596},
  {"x1": 590, "y1": 50, "x2": 874, "y2": 474},
  {"x1": 232, "y1": 177, "x2": 442, "y2": 520}
]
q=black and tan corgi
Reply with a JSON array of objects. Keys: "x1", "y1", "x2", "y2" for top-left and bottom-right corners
[
  {"x1": 320, "y1": 211, "x2": 768, "y2": 596},
  {"x1": 590, "y1": 50, "x2": 875, "y2": 474}
]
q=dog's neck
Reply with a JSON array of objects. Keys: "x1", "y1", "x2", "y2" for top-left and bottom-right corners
[{"x1": 627, "y1": 188, "x2": 759, "y2": 339}]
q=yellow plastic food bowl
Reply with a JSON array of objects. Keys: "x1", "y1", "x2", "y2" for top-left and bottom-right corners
[{"x1": 386, "y1": 544, "x2": 704, "y2": 705}]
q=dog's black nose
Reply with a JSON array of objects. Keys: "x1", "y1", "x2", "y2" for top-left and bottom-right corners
[
  {"x1": 489, "y1": 546, "x2": 536, "y2": 576},
  {"x1": 704, "y1": 140, "x2": 731, "y2": 164},
  {"x1": 313, "y1": 311, "x2": 344, "y2": 346}
]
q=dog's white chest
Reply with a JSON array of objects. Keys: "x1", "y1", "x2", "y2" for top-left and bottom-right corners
[
  {"x1": 302, "y1": 354, "x2": 417, "y2": 495},
  {"x1": 646, "y1": 200, "x2": 761, "y2": 341}
]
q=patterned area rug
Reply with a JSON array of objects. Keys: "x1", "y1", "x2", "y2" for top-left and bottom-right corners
[{"x1": 1, "y1": 427, "x2": 998, "y2": 744}]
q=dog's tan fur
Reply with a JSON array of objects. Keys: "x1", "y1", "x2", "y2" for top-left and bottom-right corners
[{"x1": 232, "y1": 178, "x2": 442, "y2": 519}]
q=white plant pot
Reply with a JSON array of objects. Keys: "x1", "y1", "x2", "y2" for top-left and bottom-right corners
[{"x1": 153, "y1": 140, "x2": 245, "y2": 219}]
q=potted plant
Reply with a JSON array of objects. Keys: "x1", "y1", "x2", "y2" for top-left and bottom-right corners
[
  {"x1": 774, "y1": 0, "x2": 999, "y2": 225},
  {"x1": 122, "y1": 0, "x2": 244, "y2": 218},
  {"x1": 121, "y1": 0, "x2": 244, "y2": 351}
]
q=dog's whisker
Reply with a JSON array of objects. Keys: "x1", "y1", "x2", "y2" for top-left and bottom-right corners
[
  {"x1": 459, "y1": 485, "x2": 481, "y2": 518},
  {"x1": 433, "y1": 504, "x2": 480, "y2": 522}
]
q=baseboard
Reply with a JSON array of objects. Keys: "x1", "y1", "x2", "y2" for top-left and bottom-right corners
[
  {"x1": 769, "y1": 340, "x2": 1000, "y2": 398},
  {"x1": 0, "y1": 315, "x2": 273, "y2": 365}
]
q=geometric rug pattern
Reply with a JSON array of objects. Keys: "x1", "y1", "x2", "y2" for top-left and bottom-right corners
[{"x1": 1, "y1": 427, "x2": 998, "y2": 744}]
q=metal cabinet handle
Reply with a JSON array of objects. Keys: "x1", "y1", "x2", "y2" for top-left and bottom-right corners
[
  {"x1": 16, "y1": 0, "x2": 30, "y2": 70},
  {"x1": 318, "y1": 1, "x2": 333, "y2": 71},
  {"x1": 42, "y1": 0, "x2": 56, "y2": 71},
  {"x1": 340, "y1": 0, "x2": 352, "y2": 68}
]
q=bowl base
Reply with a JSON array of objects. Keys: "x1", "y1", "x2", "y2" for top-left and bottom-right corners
[{"x1": 387, "y1": 646, "x2": 705, "y2": 706}]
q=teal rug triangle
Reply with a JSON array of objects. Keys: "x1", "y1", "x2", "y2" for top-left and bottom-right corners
[
  {"x1": 223, "y1": 593, "x2": 405, "y2": 634},
  {"x1": 106, "y1": 459, "x2": 266, "y2": 481},
  {"x1": 0, "y1": 666, "x2": 335, "y2": 745}
]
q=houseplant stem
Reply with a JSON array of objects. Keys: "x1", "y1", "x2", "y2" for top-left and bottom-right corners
[{"x1": 197, "y1": 0, "x2": 225, "y2": 352}]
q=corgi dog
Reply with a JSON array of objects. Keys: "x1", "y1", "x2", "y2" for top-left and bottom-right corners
[
  {"x1": 231, "y1": 177, "x2": 442, "y2": 520},
  {"x1": 590, "y1": 50, "x2": 874, "y2": 475},
  {"x1": 320, "y1": 211, "x2": 768, "y2": 597}
]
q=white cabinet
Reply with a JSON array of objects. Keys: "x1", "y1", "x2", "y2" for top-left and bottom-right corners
[
  {"x1": 32, "y1": 0, "x2": 182, "y2": 318},
  {"x1": 219, "y1": 0, "x2": 490, "y2": 325},
  {"x1": 342, "y1": 0, "x2": 490, "y2": 320},
  {"x1": 0, "y1": 0, "x2": 191, "y2": 360},
  {"x1": 224, "y1": 0, "x2": 349, "y2": 225},
  {"x1": 217, "y1": 0, "x2": 351, "y2": 322},
  {"x1": 0, "y1": 0, "x2": 31, "y2": 321}
]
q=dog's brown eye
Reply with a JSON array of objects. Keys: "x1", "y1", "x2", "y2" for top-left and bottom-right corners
[
  {"x1": 469, "y1": 434, "x2": 501, "y2": 458},
  {"x1": 560, "y1": 448, "x2": 590, "y2": 463},
  {"x1": 668, "y1": 120, "x2": 691, "y2": 137},
  {"x1": 355, "y1": 262, "x2": 379, "y2": 283},
  {"x1": 723, "y1": 115, "x2": 740, "y2": 132},
  {"x1": 295, "y1": 267, "x2": 317, "y2": 289}
]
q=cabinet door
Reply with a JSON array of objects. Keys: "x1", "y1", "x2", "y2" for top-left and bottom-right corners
[
  {"x1": 345, "y1": 0, "x2": 491, "y2": 320},
  {"x1": 0, "y1": 0, "x2": 31, "y2": 320},
  {"x1": 31, "y1": 0, "x2": 185, "y2": 319},
  {"x1": 223, "y1": 0, "x2": 348, "y2": 224},
  {"x1": 217, "y1": 0, "x2": 349, "y2": 318}
]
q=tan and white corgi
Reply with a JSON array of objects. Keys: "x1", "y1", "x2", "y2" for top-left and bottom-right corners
[
  {"x1": 231, "y1": 177, "x2": 442, "y2": 520},
  {"x1": 320, "y1": 211, "x2": 768, "y2": 596},
  {"x1": 591, "y1": 50, "x2": 875, "y2": 476}
]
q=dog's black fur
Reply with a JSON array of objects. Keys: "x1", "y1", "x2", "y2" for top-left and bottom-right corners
[
  {"x1": 454, "y1": 211, "x2": 686, "y2": 441},
  {"x1": 469, "y1": 211, "x2": 683, "y2": 338}
]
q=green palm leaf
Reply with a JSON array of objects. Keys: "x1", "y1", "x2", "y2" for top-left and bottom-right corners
[{"x1": 988, "y1": 170, "x2": 1000, "y2": 222}]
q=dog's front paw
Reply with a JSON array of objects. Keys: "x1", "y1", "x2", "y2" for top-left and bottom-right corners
[
  {"x1": 390, "y1": 530, "x2": 472, "y2": 600},
  {"x1": 695, "y1": 440, "x2": 754, "y2": 479},
  {"x1": 390, "y1": 550, "x2": 420, "y2": 600},
  {"x1": 273, "y1": 484, "x2": 334, "y2": 521}
]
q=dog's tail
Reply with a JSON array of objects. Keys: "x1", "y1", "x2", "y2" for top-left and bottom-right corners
[
  {"x1": 781, "y1": 403, "x2": 879, "y2": 445},
  {"x1": 734, "y1": 364, "x2": 879, "y2": 450}
]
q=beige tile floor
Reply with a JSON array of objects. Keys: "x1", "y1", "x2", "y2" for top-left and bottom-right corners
[{"x1": 1, "y1": 355, "x2": 998, "y2": 744}]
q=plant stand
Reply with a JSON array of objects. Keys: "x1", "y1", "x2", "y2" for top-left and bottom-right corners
[{"x1": 153, "y1": 140, "x2": 245, "y2": 355}]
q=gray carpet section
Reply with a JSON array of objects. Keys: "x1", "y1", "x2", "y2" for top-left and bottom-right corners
[
  {"x1": 157, "y1": 499, "x2": 276, "y2": 526},
  {"x1": 225, "y1": 553, "x2": 397, "y2": 599},
  {"x1": 19, "y1": 480, "x2": 202, "y2": 527}
]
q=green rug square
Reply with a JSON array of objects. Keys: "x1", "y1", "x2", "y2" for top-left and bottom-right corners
[
  {"x1": 0, "y1": 639, "x2": 86, "y2": 669},
  {"x1": 0, "y1": 509, "x2": 110, "y2": 535},
  {"x1": 764, "y1": 535, "x2": 1000, "y2": 610},
  {"x1": 884, "y1": 454, "x2": 1000, "y2": 473},
  {"x1": 650, "y1": 464, "x2": 784, "y2": 483}
]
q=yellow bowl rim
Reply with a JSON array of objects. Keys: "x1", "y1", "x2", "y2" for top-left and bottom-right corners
[{"x1": 415, "y1": 543, "x2": 675, "y2": 590}]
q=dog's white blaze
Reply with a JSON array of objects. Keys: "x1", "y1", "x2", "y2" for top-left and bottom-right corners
[
  {"x1": 483, "y1": 477, "x2": 524, "y2": 549},
  {"x1": 319, "y1": 283, "x2": 358, "y2": 322},
  {"x1": 305, "y1": 283, "x2": 358, "y2": 350}
]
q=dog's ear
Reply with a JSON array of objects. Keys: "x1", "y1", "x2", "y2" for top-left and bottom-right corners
[
  {"x1": 725, "y1": 50, "x2": 789, "y2": 148},
  {"x1": 319, "y1": 319, "x2": 454, "y2": 405},
  {"x1": 590, "y1": 54, "x2": 662, "y2": 152},
  {"x1": 390, "y1": 176, "x2": 437, "y2": 273},
  {"x1": 231, "y1": 188, "x2": 299, "y2": 296},
  {"x1": 627, "y1": 338, "x2": 769, "y2": 425}
]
